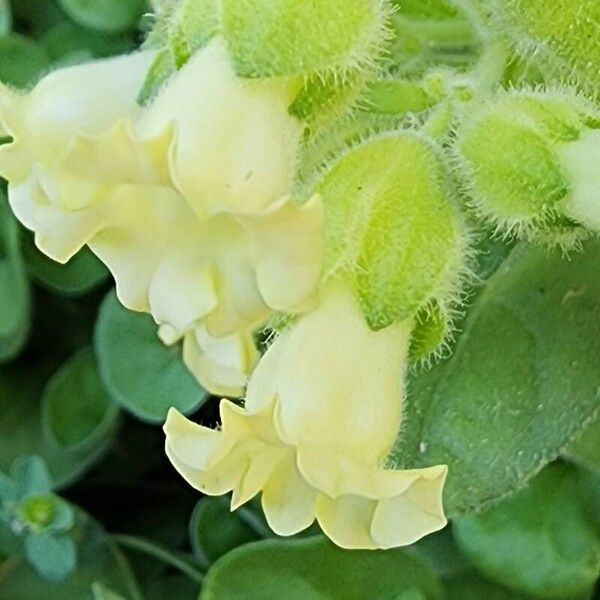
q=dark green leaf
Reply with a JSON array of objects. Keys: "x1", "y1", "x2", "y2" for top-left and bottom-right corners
[
  {"x1": 189, "y1": 497, "x2": 259, "y2": 566},
  {"x1": 0, "y1": 367, "x2": 115, "y2": 487},
  {"x1": 22, "y1": 232, "x2": 109, "y2": 296},
  {"x1": 40, "y1": 22, "x2": 135, "y2": 62},
  {"x1": 42, "y1": 348, "x2": 120, "y2": 450},
  {"x1": 95, "y1": 291, "x2": 207, "y2": 423},
  {"x1": 57, "y1": 0, "x2": 147, "y2": 34},
  {"x1": 443, "y1": 569, "x2": 535, "y2": 600},
  {"x1": 0, "y1": 0, "x2": 11, "y2": 35},
  {"x1": 0, "y1": 196, "x2": 31, "y2": 363},
  {"x1": 145, "y1": 574, "x2": 199, "y2": 600},
  {"x1": 393, "y1": 241, "x2": 600, "y2": 514},
  {"x1": 0, "y1": 34, "x2": 50, "y2": 87},
  {"x1": 566, "y1": 416, "x2": 600, "y2": 472},
  {"x1": 200, "y1": 536, "x2": 442, "y2": 600},
  {"x1": 453, "y1": 463, "x2": 600, "y2": 599}
]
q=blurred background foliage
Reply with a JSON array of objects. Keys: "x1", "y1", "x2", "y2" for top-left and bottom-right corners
[{"x1": 0, "y1": 0, "x2": 598, "y2": 598}]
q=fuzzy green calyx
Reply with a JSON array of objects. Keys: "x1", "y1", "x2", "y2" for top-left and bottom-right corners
[
  {"x1": 318, "y1": 133, "x2": 468, "y2": 334},
  {"x1": 456, "y1": 90, "x2": 599, "y2": 244},
  {"x1": 141, "y1": 0, "x2": 391, "y2": 120},
  {"x1": 221, "y1": 0, "x2": 392, "y2": 79},
  {"x1": 488, "y1": 0, "x2": 600, "y2": 98},
  {"x1": 139, "y1": 0, "x2": 218, "y2": 103},
  {"x1": 409, "y1": 300, "x2": 450, "y2": 364}
]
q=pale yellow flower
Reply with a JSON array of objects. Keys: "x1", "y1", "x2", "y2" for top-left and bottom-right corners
[
  {"x1": 136, "y1": 40, "x2": 302, "y2": 219},
  {"x1": 164, "y1": 284, "x2": 448, "y2": 549},
  {"x1": 0, "y1": 45, "x2": 322, "y2": 396}
]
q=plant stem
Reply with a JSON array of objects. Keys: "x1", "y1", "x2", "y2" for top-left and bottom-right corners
[{"x1": 111, "y1": 534, "x2": 204, "y2": 585}]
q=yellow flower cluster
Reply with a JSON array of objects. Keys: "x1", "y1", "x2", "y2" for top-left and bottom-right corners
[
  {"x1": 0, "y1": 43, "x2": 322, "y2": 396},
  {"x1": 0, "y1": 43, "x2": 447, "y2": 548}
]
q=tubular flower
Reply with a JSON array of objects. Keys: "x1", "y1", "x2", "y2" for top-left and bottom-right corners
[
  {"x1": 0, "y1": 44, "x2": 322, "y2": 396},
  {"x1": 164, "y1": 284, "x2": 448, "y2": 549}
]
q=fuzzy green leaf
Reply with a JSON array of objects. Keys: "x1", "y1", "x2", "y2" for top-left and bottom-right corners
[{"x1": 392, "y1": 241, "x2": 600, "y2": 515}]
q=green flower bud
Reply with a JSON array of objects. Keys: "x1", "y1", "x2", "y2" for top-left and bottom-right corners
[
  {"x1": 317, "y1": 132, "x2": 470, "y2": 349},
  {"x1": 456, "y1": 89, "x2": 600, "y2": 245},
  {"x1": 487, "y1": 0, "x2": 600, "y2": 98},
  {"x1": 18, "y1": 495, "x2": 56, "y2": 531},
  {"x1": 221, "y1": 0, "x2": 392, "y2": 79},
  {"x1": 141, "y1": 0, "x2": 393, "y2": 121}
]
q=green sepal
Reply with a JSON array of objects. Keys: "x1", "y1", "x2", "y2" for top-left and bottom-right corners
[
  {"x1": 221, "y1": 0, "x2": 392, "y2": 79},
  {"x1": 487, "y1": 0, "x2": 600, "y2": 99},
  {"x1": 139, "y1": 0, "x2": 219, "y2": 104},
  {"x1": 318, "y1": 132, "x2": 469, "y2": 331}
]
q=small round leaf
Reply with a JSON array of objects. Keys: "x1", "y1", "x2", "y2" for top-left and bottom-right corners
[{"x1": 95, "y1": 291, "x2": 208, "y2": 423}]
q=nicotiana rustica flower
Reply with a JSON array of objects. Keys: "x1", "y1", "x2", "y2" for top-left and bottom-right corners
[
  {"x1": 164, "y1": 283, "x2": 448, "y2": 549},
  {"x1": 0, "y1": 43, "x2": 323, "y2": 396}
]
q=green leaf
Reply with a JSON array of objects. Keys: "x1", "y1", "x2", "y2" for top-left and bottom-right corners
[
  {"x1": 40, "y1": 22, "x2": 135, "y2": 62},
  {"x1": 0, "y1": 196, "x2": 31, "y2": 363},
  {"x1": 0, "y1": 368, "x2": 115, "y2": 488},
  {"x1": 443, "y1": 569, "x2": 535, "y2": 600},
  {"x1": 0, "y1": 34, "x2": 50, "y2": 88},
  {"x1": 92, "y1": 582, "x2": 128, "y2": 600},
  {"x1": 10, "y1": 0, "x2": 64, "y2": 36},
  {"x1": 24, "y1": 533, "x2": 77, "y2": 582},
  {"x1": 200, "y1": 537, "x2": 442, "y2": 600},
  {"x1": 42, "y1": 348, "x2": 120, "y2": 450},
  {"x1": 145, "y1": 574, "x2": 199, "y2": 600},
  {"x1": 392, "y1": 241, "x2": 600, "y2": 514},
  {"x1": 95, "y1": 291, "x2": 208, "y2": 423},
  {"x1": 221, "y1": 0, "x2": 389, "y2": 78},
  {"x1": 189, "y1": 497, "x2": 259, "y2": 566},
  {"x1": 21, "y1": 231, "x2": 109, "y2": 296},
  {"x1": 566, "y1": 417, "x2": 600, "y2": 472},
  {"x1": 453, "y1": 463, "x2": 600, "y2": 599},
  {"x1": 0, "y1": 0, "x2": 11, "y2": 36},
  {"x1": 0, "y1": 509, "x2": 142, "y2": 599},
  {"x1": 9, "y1": 456, "x2": 53, "y2": 498},
  {"x1": 56, "y1": 0, "x2": 146, "y2": 34},
  {"x1": 578, "y1": 467, "x2": 600, "y2": 533}
]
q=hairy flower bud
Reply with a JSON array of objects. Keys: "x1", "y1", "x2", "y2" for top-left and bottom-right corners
[
  {"x1": 456, "y1": 88, "x2": 600, "y2": 245},
  {"x1": 316, "y1": 132, "x2": 469, "y2": 358}
]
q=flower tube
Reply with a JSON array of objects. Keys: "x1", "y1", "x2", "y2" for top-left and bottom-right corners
[{"x1": 165, "y1": 283, "x2": 447, "y2": 549}]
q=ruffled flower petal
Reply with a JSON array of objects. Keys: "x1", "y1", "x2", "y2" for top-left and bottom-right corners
[
  {"x1": 182, "y1": 326, "x2": 260, "y2": 398},
  {"x1": 0, "y1": 52, "x2": 153, "y2": 182},
  {"x1": 0, "y1": 45, "x2": 321, "y2": 398},
  {"x1": 164, "y1": 284, "x2": 448, "y2": 549}
]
